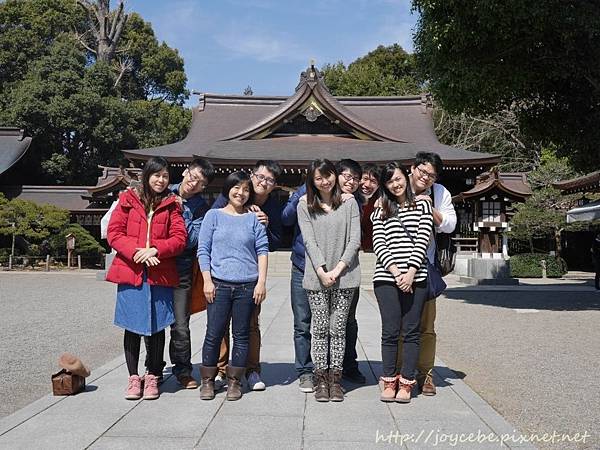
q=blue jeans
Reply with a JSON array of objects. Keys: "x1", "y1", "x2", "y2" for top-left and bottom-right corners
[
  {"x1": 202, "y1": 279, "x2": 256, "y2": 368},
  {"x1": 290, "y1": 266, "x2": 313, "y2": 376}
]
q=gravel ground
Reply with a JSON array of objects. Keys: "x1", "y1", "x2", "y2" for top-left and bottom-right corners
[
  {"x1": 0, "y1": 271, "x2": 122, "y2": 418},
  {"x1": 436, "y1": 287, "x2": 600, "y2": 450}
]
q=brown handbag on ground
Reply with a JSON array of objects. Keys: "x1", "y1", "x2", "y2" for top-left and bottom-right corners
[
  {"x1": 51, "y1": 369, "x2": 86, "y2": 395},
  {"x1": 190, "y1": 258, "x2": 207, "y2": 314}
]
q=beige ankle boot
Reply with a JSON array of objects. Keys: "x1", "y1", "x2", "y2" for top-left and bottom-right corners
[{"x1": 396, "y1": 376, "x2": 416, "y2": 403}]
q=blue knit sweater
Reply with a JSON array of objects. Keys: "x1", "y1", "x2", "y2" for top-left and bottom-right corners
[{"x1": 197, "y1": 209, "x2": 269, "y2": 283}]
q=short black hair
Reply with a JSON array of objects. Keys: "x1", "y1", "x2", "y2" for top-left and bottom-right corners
[
  {"x1": 221, "y1": 171, "x2": 254, "y2": 206},
  {"x1": 336, "y1": 159, "x2": 362, "y2": 178},
  {"x1": 254, "y1": 160, "x2": 282, "y2": 181},
  {"x1": 413, "y1": 152, "x2": 443, "y2": 176},
  {"x1": 188, "y1": 158, "x2": 215, "y2": 183},
  {"x1": 361, "y1": 163, "x2": 379, "y2": 179}
]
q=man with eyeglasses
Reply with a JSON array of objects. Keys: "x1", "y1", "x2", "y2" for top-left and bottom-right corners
[
  {"x1": 145, "y1": 158, "x2": 215, "y2": 389},
  {"x1": 335, "y1": 159, "x2": 368, "y2": 384},
  {"x1": 211, "y1": 160, "x2": 283, "y2": 391},
  {"x1": 398, "y1": 151, "x2": 456, "y2": 396}
]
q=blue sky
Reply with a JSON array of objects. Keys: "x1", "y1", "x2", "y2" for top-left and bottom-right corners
[{"x1": 127, "y1": 0, "x2": 417, "y2": 102}]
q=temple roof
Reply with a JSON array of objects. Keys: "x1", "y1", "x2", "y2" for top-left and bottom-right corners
[
  {"x1": 2, "y1": 185, "x2": 93, "y2": 210},
  {"x1": 453, "y1": 170, "x2": 533, "y2": 202},
  {"x1": 553, "y1": 171, "x2": 600, "y2": 195},
  {"x1": 123, "y1": 65, "x2": 500, "y2": 169},
  {"x1": 87, "y1": 166, "x2": 141, "y2": 195},
  {"x1": 0, "y1": 128, "x2": 32, "y2": 176}
]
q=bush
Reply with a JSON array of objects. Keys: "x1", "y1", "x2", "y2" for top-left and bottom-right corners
[
  {"x1": 510, "y1": 253, "x2": 568, "y2": 278},
  {"x1": 46, "y1": 224, "x2": 105, "y2": 257}
]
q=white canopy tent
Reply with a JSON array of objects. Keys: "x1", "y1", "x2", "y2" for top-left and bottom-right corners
[{"x1": 566, "y1": 199, "x2": 600, "y2": 223}]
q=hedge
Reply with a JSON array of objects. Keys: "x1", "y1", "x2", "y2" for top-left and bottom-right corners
[{"x1": 510, "y1": 253, "x2": 568, "y2": 278}]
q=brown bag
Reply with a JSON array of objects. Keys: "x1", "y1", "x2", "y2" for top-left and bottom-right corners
[
  {"x1": 52, "y1": 369, "x2": 86, "y2": 395},
  {"x1": 190, "y1": 258, "x2": 207, "y2": 314}
]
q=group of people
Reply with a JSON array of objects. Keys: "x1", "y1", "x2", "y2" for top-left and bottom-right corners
[{"x1": 105, "y1": 151, "x2": 456, "y2": 404}]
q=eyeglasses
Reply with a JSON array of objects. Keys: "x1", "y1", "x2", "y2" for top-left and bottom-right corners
[
  {"x1": 340, "y1": 172, "x2": 360, "y2": 183},
  {"x1": 416, "y1": 166, "x2": 437, "y2": 181},
  {"x1": 187, "y1": 172, "x2": 208, "y2": 188},
  {"x1": 252, "y1": 172, "x2": 276, "y2": 186}
]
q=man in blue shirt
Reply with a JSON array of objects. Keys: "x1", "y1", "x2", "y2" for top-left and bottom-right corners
[
  {"x1": 147, "y1": 158, "x2": 215, "y2": 389},
  {"x1": 211, "y1": 160, "x2": 283, "y2": 391}
]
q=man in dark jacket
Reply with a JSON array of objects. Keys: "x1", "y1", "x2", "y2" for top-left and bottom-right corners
[{"x1": 145, "y1": 158, "x2": 215, "y2": 389}]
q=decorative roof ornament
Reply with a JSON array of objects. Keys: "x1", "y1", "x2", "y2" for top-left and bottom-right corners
[{"x1": 302, "y1": 104, "x2": 322, "y2": 122}]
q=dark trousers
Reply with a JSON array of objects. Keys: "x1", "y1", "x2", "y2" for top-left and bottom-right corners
[
  {"x1": 342, "y1": 288, "x2": 360, "y2": 372},
  {"x1": 290, "y1": 266, "x2": 313, "y2": 376},
  {"x1": 169, "y1": 270, "x2": 193, "y2": 377},
  {"x1": 125, "y1": 330, "x2": 165, "y2": 376},
  {"x1": 594, "y1": 260, "x2": 600, "y2": 290},
  {"x1": 374, "y1": 281, "x2": 428, "y2": 379},
  {"x1": 202, "y1": 280, "x2": 256, "y2": 368}
]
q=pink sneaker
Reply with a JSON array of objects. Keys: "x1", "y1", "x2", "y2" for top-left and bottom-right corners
[
  {"x1": 143, "y1": 374, "x2": 160, "y2": 400},
  {"x1": 125, "y1": 375, "x2": 143, "y2": 400}
]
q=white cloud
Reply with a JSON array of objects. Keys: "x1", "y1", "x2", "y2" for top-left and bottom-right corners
[{"x1": 214, "y1": 26, "x2": 311, "y2": 63}]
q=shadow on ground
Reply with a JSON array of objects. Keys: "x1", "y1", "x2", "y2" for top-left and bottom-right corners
[{"x1": 443, "y1": 288, "x2": 600, "y2": 311}]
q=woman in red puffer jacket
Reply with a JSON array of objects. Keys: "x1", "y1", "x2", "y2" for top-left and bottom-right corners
[{"x1": 106, "y1": 156, "x2": 187, "y2": 401}]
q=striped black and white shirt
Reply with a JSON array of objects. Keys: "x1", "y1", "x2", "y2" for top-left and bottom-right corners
[{"x1": 371, "y1": 199, "x2": 434, "y2": 284}]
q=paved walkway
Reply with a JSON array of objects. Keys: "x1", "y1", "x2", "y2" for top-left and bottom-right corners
[{"x1": 0, "y1": 276, "x2": 534, "y2": 450}]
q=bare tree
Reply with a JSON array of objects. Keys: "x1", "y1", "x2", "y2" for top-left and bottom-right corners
[
  {"x1": 76, "y1": 0, "x2": 128, "y2": 63},
  {"x1": 433, "y1": 106, "x2": 541, "y2": 172}
]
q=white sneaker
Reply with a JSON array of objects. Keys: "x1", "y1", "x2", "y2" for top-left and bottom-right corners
[
  {"x1": 214, "y1": 373, "x2": 227, "y2": 391},
  {"x1": 247, "y1": 371, "x2": 266, "y2": 391}
]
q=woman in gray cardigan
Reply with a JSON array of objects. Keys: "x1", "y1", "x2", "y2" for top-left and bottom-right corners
[{"x1": 297, "y1": 159, "x2": 361, "y2": 403}]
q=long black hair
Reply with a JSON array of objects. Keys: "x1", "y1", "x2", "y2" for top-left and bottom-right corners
[
  {"x1": 139, "y1": 156, "x2": 170, "y2": 213},
  {"x1": 305, "y1": 159, "x2": 342, "y2": 215},
  {"x1": 378, "y1": 161, "x2": 414, "y2": 220},
  {"x1": 222, "y1": 171, "x2": 254, "y2": 207}
]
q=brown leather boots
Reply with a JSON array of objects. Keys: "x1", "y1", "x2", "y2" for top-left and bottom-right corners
[
  {"x1": 313, "y1": 368, "x2": 344, "y2": 402},
  {"x1": 225, "y1": 366, "x2": 245, "y2": 401},
  {"x1": 200, "y1": 366, "x2": 218, "y2": 400}
]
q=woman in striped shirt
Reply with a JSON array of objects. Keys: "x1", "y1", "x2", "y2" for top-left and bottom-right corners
[{"x1": 371, "y1": 162, "x2": 433, "y2": 403}]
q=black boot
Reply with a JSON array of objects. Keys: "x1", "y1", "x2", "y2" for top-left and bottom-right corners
[{"x1": 314, "y1": 369, "x2": 329, "y2": 402}]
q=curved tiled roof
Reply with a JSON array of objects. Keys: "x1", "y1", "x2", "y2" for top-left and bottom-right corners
[
  {"x1": 123, "y1": 66, "x2": 500, "y2": 168},
  {"x1": 453, "y1": 170, "x2": 532, "y2": 202},
  {"x1": 0, "y1": 128, "x2": 32, "y2": 176},
  {"x1": 553, "y1": 171, "x2": 600, "y2": 194}
]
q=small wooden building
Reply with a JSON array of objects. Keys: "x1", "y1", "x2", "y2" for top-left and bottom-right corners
[{"x1": 453, "y1": 169, "x2": 532, "y2": 255}]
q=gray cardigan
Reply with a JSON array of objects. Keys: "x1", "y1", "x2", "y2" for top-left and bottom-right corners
[{"x1": 297, "y1": 198, "x2": 361, "y2": 290}]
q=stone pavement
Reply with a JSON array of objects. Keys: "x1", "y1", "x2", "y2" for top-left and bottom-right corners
[{"x1": 0, "y1": 276, "x2": 535, "y2": 450}]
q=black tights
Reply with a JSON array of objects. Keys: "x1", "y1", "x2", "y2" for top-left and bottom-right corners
[{"x1": 124, "y1": 330, "x2": 165, "y2": 376}]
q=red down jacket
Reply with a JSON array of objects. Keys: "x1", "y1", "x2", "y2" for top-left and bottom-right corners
[{"x1": 106, "y1": 189, "x2": 187, "y2": 287}]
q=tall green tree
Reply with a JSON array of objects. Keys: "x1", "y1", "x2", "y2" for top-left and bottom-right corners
[
  {"x1": 322, "y1": 44, "x2": 422, "y2": 96},
  {"x1": 412, "y1": 0, "x2": 600, "y2": 170},
  {"x1": 0, "y1": 0, "x2": 190, "y2": 185}
]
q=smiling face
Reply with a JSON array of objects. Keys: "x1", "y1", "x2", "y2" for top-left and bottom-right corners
[
  {"x1": 360, "y1": 172, "x2": 379, "y2": 197},
  {"x1": 179, "y1": 167, "x2": 208, "y2": 197},
  {"x1": 385, "y1": 168, "x2": 408, "y2": 201},
  {"x1": 227, "y1": 181, "x2": 251, "y2": 209},
  {"x1": 251, "y1": 165, "x2": 277, "y2": 197},
  {"x1": 313, "y1": 169, "x2": 336, "y2": 195},
  {"x1": 148, "y1": 169, "x2": 170, "y2": 194},
  {"x1": 410, "y1": 162, "x2": 438, "y2": 193},
  {"x1": 338, "y1": 170, "x2": 360, "y2": 194}
]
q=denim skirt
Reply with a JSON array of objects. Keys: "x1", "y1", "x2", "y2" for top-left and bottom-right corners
[{"x1": 114, "y1": 272, "x2": 174, "y2": 336}]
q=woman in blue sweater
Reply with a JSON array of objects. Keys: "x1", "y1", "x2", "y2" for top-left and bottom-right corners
[{"x1": 197, "y1": 171, "x2": 269, "y2": 401}]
